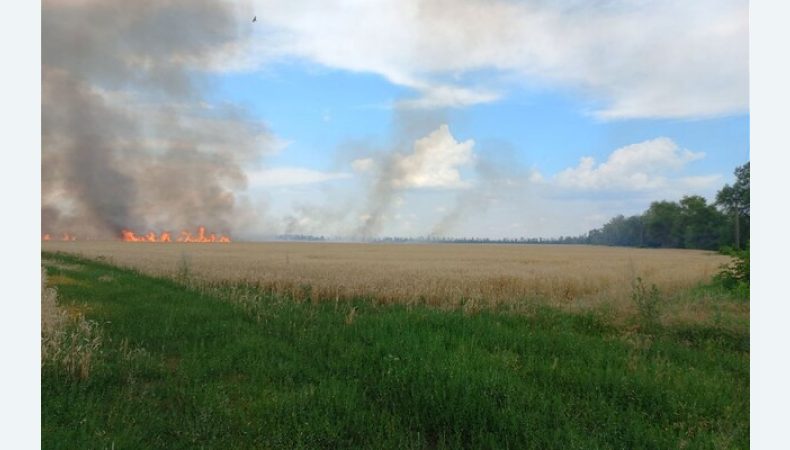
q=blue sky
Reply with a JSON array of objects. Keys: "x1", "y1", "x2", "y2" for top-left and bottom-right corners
[
  {"x1": 216, "y1": 64, "x2": 748, "y2": 177},
  {"x1": 41, "y1": 0, "x2": 750, "y2": 240},
  {"x1": 155, "y1": 0, "x2": 753, "y2": 239},
  {"x1": 210, "y1": 37, "x2": 748, "y2": 238}
]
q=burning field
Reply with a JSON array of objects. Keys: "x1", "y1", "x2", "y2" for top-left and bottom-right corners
[
  {"x1": 43, "y1": 226, "x2": 231, "y2": 243},
  {"x1": 41, "y1": 0, "x2": 269, "y2": 242},
  {"x1": 37, "y1": 0, "x2": 751, "y2": 447}
]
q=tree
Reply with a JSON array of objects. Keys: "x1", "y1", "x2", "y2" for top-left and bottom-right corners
[
  {"x1": 585, "y1": 214, "x2": 644, "y2": 247},
  {"x1": 678, "y1": 195, "x2": 726, "y2": 250},
  {"x1": 643, "y1": 201, "x2": 682, "y2": 248},
  {"x1": 715, "y1": 162, "x2": 750, "y2": 249}
]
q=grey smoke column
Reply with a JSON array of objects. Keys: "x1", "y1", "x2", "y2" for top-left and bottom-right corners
[
  {"x1": 42, "y1": 0, "x2": 269, "y2": 238},
  {"x1": 354, "y1": 110, "x2": 449, "y2": 239}
]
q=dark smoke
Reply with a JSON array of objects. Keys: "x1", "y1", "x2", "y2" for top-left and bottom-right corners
[
  {"x1": 42, "y1": 69, "x2": 140, "y2": 234},
  {"x1": 42, "y1": 0, "x2": 268, "y2": 238}
]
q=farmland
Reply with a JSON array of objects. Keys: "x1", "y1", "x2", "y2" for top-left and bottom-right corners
[
  {"x1": 41, "y1": 242, "x2": 736, "y2": 325},
  {"x1": 41, "y1": 244, "x2": 748, "y2": 448}
]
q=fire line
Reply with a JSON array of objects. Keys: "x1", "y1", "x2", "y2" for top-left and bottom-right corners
[{"x1": 121, "y1": 226, "x2": 230, "y2": 243}]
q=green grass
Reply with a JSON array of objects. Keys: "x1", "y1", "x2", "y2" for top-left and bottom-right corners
[{"x1": 42, "y1": 252, "x2": 748, "y2": 449}]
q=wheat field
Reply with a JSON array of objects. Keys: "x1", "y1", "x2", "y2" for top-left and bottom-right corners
[{"x1": 42, "y1": 241, "x2": 731, "y2": 312}]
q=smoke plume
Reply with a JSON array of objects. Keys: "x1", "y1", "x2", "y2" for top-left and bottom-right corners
[
  {"x1": 42, "y1": 0, "x2": 270, "y2": 238},
  {"x1": 430, "y1": 142, "x2": 534, "y2": 237},
  {"x1": 353, "y1": 115, "x2": 474, "y2": 239}
]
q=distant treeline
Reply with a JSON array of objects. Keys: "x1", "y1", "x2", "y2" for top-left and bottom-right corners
[
  {"x1": 271, "y1": 162, "x2": 749, "y2": 251},
  {"x1": 561, "y1": 162, "x2": 750, "y2": 250},
  {"x1": 271, "y1": 235, "x2": 559, "y2": 244},
  {"x1": 274, "y1": 234, "x2": 328, "y2": 242}
]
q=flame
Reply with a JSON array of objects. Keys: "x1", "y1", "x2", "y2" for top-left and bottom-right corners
[
  {"x1": 43, "y1": 227, "x2": 230, "y2": 243},
  {"x1": 42, "y1": 233, "x2": 76, "y2": 241},
  {"x1": 121, "y1": 226, "x2": 230, "y2": 243}
]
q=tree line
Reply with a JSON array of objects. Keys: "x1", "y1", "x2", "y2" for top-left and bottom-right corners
[
  {"x1": 268, "y1": 162, "x2": 749, "y2": 250},
  {"x1": 568, "y1": 162, "x2": 749, "y2": 250}
]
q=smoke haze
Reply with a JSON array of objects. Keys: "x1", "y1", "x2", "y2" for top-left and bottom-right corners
[{"x1": 42, "y1": 0, "x2": 270, "y2": 238}]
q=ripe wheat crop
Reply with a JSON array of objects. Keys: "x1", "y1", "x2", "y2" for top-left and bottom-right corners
[{"x1": 43, "y1": 242, "x2": 730, "y2": 312}]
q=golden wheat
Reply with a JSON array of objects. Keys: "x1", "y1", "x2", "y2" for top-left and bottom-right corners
[{"x1": 42, "y1": 242, "x2": 730, "y2": 311}]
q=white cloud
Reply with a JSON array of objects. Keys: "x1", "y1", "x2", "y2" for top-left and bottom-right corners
[
  {"x1": 554, "y1": 137, "x2": 714, "y2": 191},
  {"x1": 391, "y1": 124, "x2": 474, "y2": 189},
  {"x1": 677, "y1": 175, "x2": 724, "y2": 190},
  {"x1": 245, "y1": 0, "x2": 748, "y2": 118},
  {"x1": 396, "y1": 84, "x2": 500, "y2": 109},
  {"x1": 247, "y1": 167, "x2": 352, "y2": 187}
]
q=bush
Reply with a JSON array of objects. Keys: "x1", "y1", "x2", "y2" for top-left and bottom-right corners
[{"x1": 715, "y1": 246, "x2": 749, "y2": 297}]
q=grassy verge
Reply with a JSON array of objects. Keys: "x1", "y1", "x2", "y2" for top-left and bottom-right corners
[{"x1": 42, "y1": 252, "x2": 748, "y2": 449}]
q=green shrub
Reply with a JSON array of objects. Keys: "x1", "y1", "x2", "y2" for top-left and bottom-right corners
[{"x1": 715, "y1": 246, "x2": 749, "y2": 298}]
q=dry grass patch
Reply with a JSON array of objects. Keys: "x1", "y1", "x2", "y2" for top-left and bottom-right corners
[
  {"x1": 41, "y1": 269, "x2": 66, "y2": 334},
  {"x1": 41, "y1": 269, "x2": 102, "y2": 379}
]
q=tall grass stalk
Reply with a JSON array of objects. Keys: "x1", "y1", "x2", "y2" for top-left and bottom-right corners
[{"x1": 41, "y1": 269, "x2": 102, "y2": 379}]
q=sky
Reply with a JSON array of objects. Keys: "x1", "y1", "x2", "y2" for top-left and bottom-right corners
[{"x1": 41, "y1": 0, "x2": 749, "y2": 240}]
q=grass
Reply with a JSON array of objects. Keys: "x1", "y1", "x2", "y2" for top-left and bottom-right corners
[{"x1": 42, "y1": 252, "x2": 748, "y2": 449}]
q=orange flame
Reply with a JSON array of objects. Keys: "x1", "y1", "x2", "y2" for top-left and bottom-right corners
[
  {"x1": 121, "y1": 226, "x2": 230, "y2": 243},
  {"x1": 42, "y1": 233, "x2": 76, "y2": 241}
]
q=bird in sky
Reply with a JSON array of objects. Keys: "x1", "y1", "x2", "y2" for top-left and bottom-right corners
[{"x1": 252, "y1": 16, "x2": 257, "y2": 22}]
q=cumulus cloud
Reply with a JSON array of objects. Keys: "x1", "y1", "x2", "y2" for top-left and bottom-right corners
[
  {"x1": 554, "y1": 138, "x2": 713, "y2": 191},
  {"x1": 247, "y1": 0, "x2": 748, "y2": 118},
  {"x1": 391, "y1": 124, "x2": 474, "y2": 189}
]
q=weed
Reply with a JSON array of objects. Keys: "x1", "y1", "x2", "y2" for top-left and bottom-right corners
[
  {"x1": 632, "y1": 276, "x2": 662, "y2": 331},
  {"x1": 299, "y1": 283, "x2": 313, "y2": 302},
  {"x1": 175, "y1": 252, "x2": 192, "y2": 284},
  {"x1": 345, "y1": 306, "x2": 357, "y2": 325}
]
